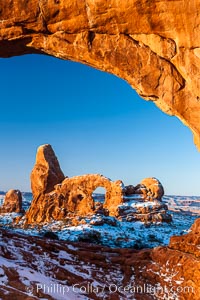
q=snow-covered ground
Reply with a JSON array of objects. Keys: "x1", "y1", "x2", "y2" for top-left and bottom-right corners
[
  {"x1": 0, "y1": 229, "x2": 135, "y2": 300},
  {"x1": 0, "y1": 194, "x2": 198, "y2": 300},
  {"x1": 0, "y1": 194, "x2": 199, "y2": 249},
  {"x1": 163, "y1": 195, "x2": 200, "y2": 214}
]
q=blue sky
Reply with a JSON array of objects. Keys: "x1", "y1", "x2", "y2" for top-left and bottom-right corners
[{"x1": 0, "y1": 54, "x2": 200, "y2": 195}]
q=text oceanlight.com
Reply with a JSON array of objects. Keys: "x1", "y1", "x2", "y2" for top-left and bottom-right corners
[{"x1": 35, "y1": 282, "x2": 194, "y2": 296}]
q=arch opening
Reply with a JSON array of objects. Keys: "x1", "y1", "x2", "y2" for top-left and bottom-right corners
[
  {"x1": 92, "y1": 186, "x2": 106, "y2": 213},
  {"x1": 92, "y1": 187, "x2": 106, "y2": 201}
]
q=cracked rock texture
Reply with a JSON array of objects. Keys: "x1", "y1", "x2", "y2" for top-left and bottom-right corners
[{"x1": 0, "y1": 1, "x2": 200, "y2": 148}]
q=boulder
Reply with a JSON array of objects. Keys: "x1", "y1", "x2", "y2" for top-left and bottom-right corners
[
  {"x1": 123, "y1": 178, "x2": 164, "y2": 201},
  {"x1": 123, "y1": 185, "x2": 136, "y2": 196},
  {"x1": 30, "y1": 144, "x2": 65, "y2": 198},
  {"x1": 140, "y1": 177, "x2": 164, "y2": 201},
  {"x1": 0, "y1": 189, "x2": 23, "y2": 213}
]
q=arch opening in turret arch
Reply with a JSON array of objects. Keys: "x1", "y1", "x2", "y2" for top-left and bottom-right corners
[{"x1": 92, "y1": 187, "x2": 106, "y2": 203}]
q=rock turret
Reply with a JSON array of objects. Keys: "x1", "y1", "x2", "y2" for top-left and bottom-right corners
[{"x1": 30, "y1": 144, "x2": 65, "y2": 198}]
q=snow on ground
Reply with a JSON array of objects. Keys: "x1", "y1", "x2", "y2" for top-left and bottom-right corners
[
  {"x1": 163, "y1": 195, "x2": 200, "y2": 214},
  {"x1": 0, "y1": 194, "x2": 198, "y2": 249},
  {"x1": 0, "y1": 194, "x2": 199, "y2": 300},
  {"x1": 0, "y1": 229, "x2": 137, "y2": 300},
  {"x1": 0, "y1": 241, "x2": 93, "y2": 300},
  {"x1": 39, "y1": 211, "x2": 198, "y2": 248}
]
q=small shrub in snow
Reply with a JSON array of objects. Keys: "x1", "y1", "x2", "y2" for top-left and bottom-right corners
[
  {"x1": 43, "y1": 231, "x2": 59, "y2": 240},
  {"x1": 78, "y1": 230, "x2": 101, "y2": 244}
]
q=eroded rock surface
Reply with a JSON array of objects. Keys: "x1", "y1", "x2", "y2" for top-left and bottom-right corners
[
  {"x1": 25, "y1": 173, "x2": 124, "y2": 224},
  {"x1": 25, "y1": 145, "x2": 170, "y2": 224},
  {"x1": 120, "y1": 178, "x2": 170, "y2": 223},
  {"x1": 0, "y1": 189, "x2": 23, "y2": 213},
  {"x1": 123, "y1": 178, "x2": 164, "y2": 201},
  {"x1": 117, "y1": 201, "x2": 172, "y2": 223},
  {"x1": 139, "y1": 177, "x2": 164, "y2": 201},
  {"x1": 169, "y1": 218, "x2": 200, "y2": 258},
  {"x1": 31, "y1": 144, "x2": 65, "y2": 198},
  {"x1": 0, "y1": 1, "x2": 200, "y2": 148}
]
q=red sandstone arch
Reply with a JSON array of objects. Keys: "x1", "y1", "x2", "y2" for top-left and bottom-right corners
[
  {"x1": 26, "y1": 145, "x2": 124, "y2": 223},
  {"x1": 25, "y1": 174, "x2": 124, "y2": 223},
  {"x1": 0, "y1": 1, "x2": 200, "y2": 148},
  {"x1": 59, "y1": 174, "x2": 124, "y2": 215}
]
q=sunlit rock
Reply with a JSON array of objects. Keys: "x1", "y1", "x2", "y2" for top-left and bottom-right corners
[
  {"x1": 140, "y1": 177, "x2": 164, "y2": 201},
  {"x1": 26, "y1": 173, "x2": 124, "y2": 224},
  {"x1": 0, "y1": 189, "x2": 23, "y2": 213},
  {"x1": 30, "y1": 144, "x2": 65, "y2": 198}
]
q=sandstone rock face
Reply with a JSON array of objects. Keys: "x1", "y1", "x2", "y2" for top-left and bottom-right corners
[
  {"x1": 124, "y1": 177, "x2": 164, "y2": 201},
  {"x1": 25, "y1": 145, "x2": 124, "y2": 223},
  {"x1": 30, "y1": 144, "x2": 65, "y2": 198},
  {"x1": 59, "y1": 175, "x2": 124, "y2": 216},
  {"x1": 26, "y1": 145, "x2": 168, "y2": 224},
  {"x1": 142, "y1": 219, "x2": 200, "y2": 299},
  {"x1": 26, "y1": 173, "x2": 124, "y2": 224},
  {"x1": 121, "y1": 178, "x2": 169, "y2": 222},
  {"x1": 0, "y1": 1, "x2": 200, "y2": 148},
  {"x1": 169, "y1": 218, "x2": 200, "y2": 258},
  {"x1": 0, "y1": 189, "x2": 23, "y2": 213},
  {"x1": 140, "y1": 177, "x2": 164, "y2": 201}
]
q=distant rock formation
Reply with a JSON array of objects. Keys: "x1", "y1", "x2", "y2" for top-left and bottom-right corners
[
  {"x1": 121, "y1": 178, "x2": 171, "y2": 222},
  {"x1": 25, "y1": 173, "x2": 124, "y2": 224},
  {"x1": 123, "y1": 185, "x2": 136, "y2": 196},
  {"x1": 140, "y1": 177, "x2": 164, "y2": 201},
  {"x1": 30, "y1": 144, "x2": 65, "y2": 198},
  {"x1": 57, "y1": 175, "x2": 124, "y2": 216},
  {"x1": 23, "y1": 145, "x2": 170, "y2": 225},
  {"x1": 0, "y1": 189, "x2": 23, "y2": 213},
  {"x1": 123, "y1": 177, "x2": 164, "y2": 201}
]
